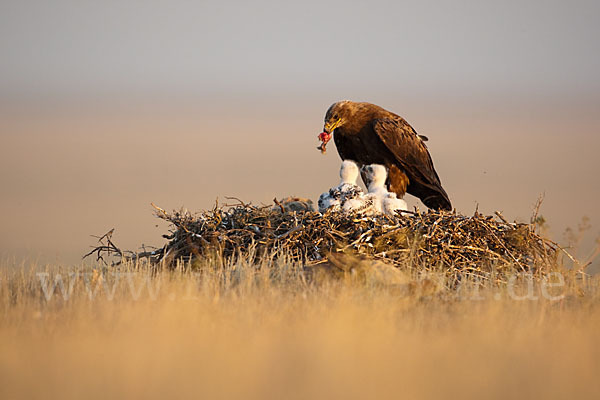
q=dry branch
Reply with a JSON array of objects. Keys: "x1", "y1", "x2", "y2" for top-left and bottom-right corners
[{"x1": 86, "y1": 199, "x2": 568, "y2": 280}]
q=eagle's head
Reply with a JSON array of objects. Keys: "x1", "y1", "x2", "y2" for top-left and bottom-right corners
[
  {"x1": 317, "y1": 100, "x2": 355, "y2": 153},
  {"x1": 323, "y1": 100, "x2": 354, "y2": 134}
]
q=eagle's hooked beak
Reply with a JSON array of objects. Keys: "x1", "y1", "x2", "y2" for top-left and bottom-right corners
[
  {"x1": 323, "y1": 118, "x2": 342, "y2": 134},
  {"x1": 318, "y1": 118, "x2": 341, "y2": 154}
]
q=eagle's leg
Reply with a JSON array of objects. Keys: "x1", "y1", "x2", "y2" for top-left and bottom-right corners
[{"x1": 387, "y1": 164, "x2": 409, "y2": 199}]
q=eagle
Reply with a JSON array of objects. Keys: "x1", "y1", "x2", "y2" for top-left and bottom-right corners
[{"x1": 317, "y1": 100, "x2": 452, "y2": 211}]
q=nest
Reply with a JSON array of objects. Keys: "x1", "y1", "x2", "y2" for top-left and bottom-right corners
[{"x1": 86, "y1": 197, "x2": 565, "y2": 278}]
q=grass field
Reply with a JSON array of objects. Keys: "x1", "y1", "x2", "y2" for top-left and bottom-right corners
[
  {"x1": 1, "y1": 255, "x2": 599, "y2": 399},
  {"x1": 2, "y1": 2, "x2": 599, "y2": 398}
]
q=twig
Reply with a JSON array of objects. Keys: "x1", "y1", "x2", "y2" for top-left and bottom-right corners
[{"x1": 273, "y1": 198, "x2": 286, "y2": 213}]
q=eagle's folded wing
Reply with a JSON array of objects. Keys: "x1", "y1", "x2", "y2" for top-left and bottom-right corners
[{"x1": 371, "y1": 118, "x2": 451, "y2": 210}]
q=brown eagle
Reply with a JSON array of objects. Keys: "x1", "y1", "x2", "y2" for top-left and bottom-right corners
[{"x1": 317, "y1": 100, "x2": 451, "y2": 210}]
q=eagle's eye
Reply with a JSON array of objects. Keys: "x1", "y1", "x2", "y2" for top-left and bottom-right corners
[{"x1": 333, "y1": 114, "x2": 339, "y2": 120}]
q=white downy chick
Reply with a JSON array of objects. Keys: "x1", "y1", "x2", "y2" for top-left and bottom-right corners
[
  {"x1": 318, "y1": 160, "x2": 363, "y2": 213},
  {"x1": 362, "y1": 164, "x2": 389, "y2": 213},
  {"x1": 318, "y1": 190, "x2": 341, "y2": 213},
  {"x1": 382, "y1": 193, "x2": 409, "y2": 216},
  {"x1": 343, "y1": 193, "x2": 377, "y2": 215},
  {"x1": 363, "y1": 164, "x2": 409, "y2": 216}
]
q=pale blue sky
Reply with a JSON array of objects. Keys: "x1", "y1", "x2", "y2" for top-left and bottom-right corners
[{"x1": 1, "y1": 0, "x2": 599, "y2": 99}]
